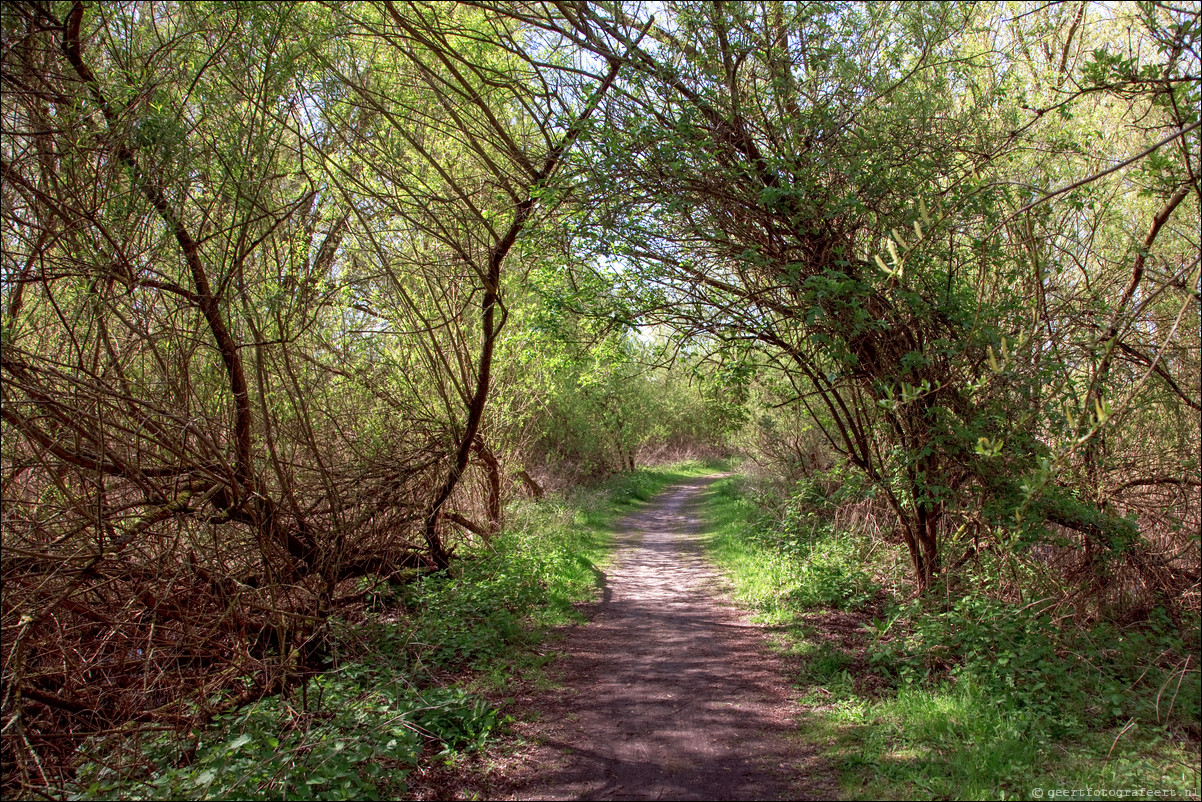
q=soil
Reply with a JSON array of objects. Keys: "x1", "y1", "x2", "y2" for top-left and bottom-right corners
[{"x1": 462, "y1": 475, "x2": 836, "y2": 801}]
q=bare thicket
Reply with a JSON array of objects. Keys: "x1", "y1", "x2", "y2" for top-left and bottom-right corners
[{"x1": 0, "y1": 1, "x2": 614, "y2": 789}]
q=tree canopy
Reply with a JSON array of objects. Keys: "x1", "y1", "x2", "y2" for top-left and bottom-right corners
[{"x1": 2, "y1": 1, "x2": 1198, "y2": 794}]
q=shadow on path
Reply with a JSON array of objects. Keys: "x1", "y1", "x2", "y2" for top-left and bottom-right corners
[{"x1": 503, "y1": 476, "x2": 829, "y2": 801}]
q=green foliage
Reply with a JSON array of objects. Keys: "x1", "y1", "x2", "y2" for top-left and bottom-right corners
[
  {"x1": 701, "y1": 476, "x2": 879, "y2": 622},
  {"x1": 825, "y1": 683, "x2": 1200, "y2": 801},
  {"x1": 700, "y1": 476, "x2": 1200, "y2": 801},
  {"x1": 72, "y1": 669, "x2": 509, "y2": 801},
  {"x1": 837, "y1": 600, "x2": 1202, "y2": 801},
  {"x1": 403, "y1": 568, "x2": 538, "y2": 670},
  {"x1": 873, "y1": 594, "x2": 1201, "y2": 735},
  {"x1": 75, "y1": 671, "x2": 425, "y2": 801},
  {"x1": 499, "y1": 268, "x2": 745, "y2": 477},
  {"x1": 410, "y1": 688, "x2": 502, "y2": 754},
  {"x1": 70, "y1": 463, "x2": 711, "y2": 801}
]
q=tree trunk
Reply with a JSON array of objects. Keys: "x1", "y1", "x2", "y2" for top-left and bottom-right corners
[
  {"x1": 516, "y1": 469, "x2": 546, "y2": 500},
  {"x1": 416, "y1": 42, "x2": 630, "y2": 569},
  {"x1": 473, "y1": 436, "x2": 503, "y2": 536}
]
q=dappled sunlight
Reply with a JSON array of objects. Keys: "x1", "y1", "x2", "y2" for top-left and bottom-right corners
[{"x1": 512, "y1": 478, "x2": 827, "y2": 801}]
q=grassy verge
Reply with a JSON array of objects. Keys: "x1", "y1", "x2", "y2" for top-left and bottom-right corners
[
  {"x1": 71, "y1": 461, "x2": 719, "y2": 801},
  {"x1": 698, "y1": 475, "x2": 1201, "y2": 802}
]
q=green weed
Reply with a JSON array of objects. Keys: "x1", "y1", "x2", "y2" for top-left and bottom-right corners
[
  {"x1": 74, "y1": 670, "x2": 425, "y2": 801},
  {"x1": 701, "y1": 476, "x2": 878, "y2": 622},
  {"x1": 696, "y1": 475, "x2": 1201, "y2": 802},
  {"x1": 71, "y1": 461, "x2": 719, "y2": 801}
]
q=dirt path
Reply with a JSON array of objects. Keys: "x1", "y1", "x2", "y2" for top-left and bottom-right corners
[{"x1": 496, "y1": 476, "x2": 831, "y2": 801}]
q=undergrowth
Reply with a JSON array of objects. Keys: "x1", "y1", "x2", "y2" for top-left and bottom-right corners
[
  {"x1": 69, "y1": 462, "x2": 716, "y2": 801},
  {"x1": 703, "y1": 473, "x2": 879, "y2": 623},
  {"x1": 700, "y1": 474, "x2": 1201, "y2": 802}
]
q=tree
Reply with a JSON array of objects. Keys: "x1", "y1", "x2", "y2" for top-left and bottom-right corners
[
  {"x1": 500, "y1": 0, "x2": 1199, "y2": 592},
  {"x1": 0, "y1": 1, "x2": 628, "y2": 784}
]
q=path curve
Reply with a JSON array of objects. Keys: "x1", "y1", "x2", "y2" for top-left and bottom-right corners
[{"x1": 503, "y1": 475, "x2": 828, "y2": 801}]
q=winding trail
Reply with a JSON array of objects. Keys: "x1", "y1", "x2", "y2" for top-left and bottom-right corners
[{"x1": 502, "y1": 475, "x2": 829, "y2": 801}]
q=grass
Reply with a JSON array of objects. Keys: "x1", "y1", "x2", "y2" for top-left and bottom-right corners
[
  {"x1": 70, "y1": 460, "x2": 721, "y2": 801},
  {"x1": 702, "y1": 476, "x2": 879, "y2": 624},
  {"x1": 432, "y1": 460, "x2": 725, "y2": 691},
  {"x1": 697, "y1": 474, "x2": 1201, "y2": 802}
]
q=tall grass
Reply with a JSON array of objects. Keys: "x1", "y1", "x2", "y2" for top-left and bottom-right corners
[{"x1": 702, "y1": 477, "x2": 879, "y2": 623}]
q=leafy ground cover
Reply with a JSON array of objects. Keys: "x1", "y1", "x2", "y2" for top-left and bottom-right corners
[
  {"x1": 70, "y1": 462, "x2": 719, "y2": 801},
  {"x1": 699, "y1": 475, "x2": 1201, "y2": 802}
]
